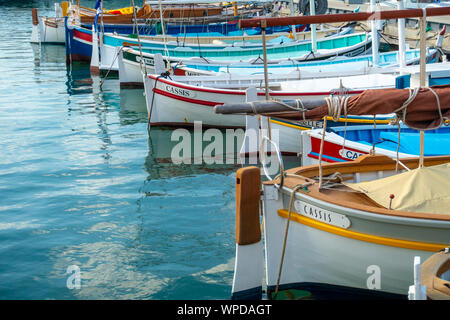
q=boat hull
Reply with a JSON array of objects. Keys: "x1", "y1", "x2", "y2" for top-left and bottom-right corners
[
  {"x1": 65, "y1": 23, "x2": 93, "y2": 63},
  {"x1": 300, "y1": 126, "x2": 450, "y2": 166},
  {"x1": 100, "y1": 26, "x2": 345, "y2": 73},
  {"x1": 31, "y1": 17, "x2": 65, "y2": 44},
  {"x1": 247, "y1": 183, "x2": 450, "y2": 299},
  {"x1": 65, "y1": 22, "x2": 157, "y2": 63},
  {"x1": 142, "y1": 74, "x2": 396, "y2": 130}
]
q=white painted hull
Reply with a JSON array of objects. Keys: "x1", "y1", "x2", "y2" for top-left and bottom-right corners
[
  {"x1": 100, "y1": 44, "x2": 121, "y2": 73},
  {"x1": 119, "y1": 51, "x2": 156, "y2": 86},
  {"x1": 254, "y1": 184, "x2": 450, "y2": 298},
  {"x1": 143, "y1": 73, "x2": 397, "y2": 130},
  {"x1": 31, "y1": 17, "x2": 65, "y2": 44},
  {"x1": 120, "y1": 51, "x2": 305, "y2": 86},
  {"x1": 300, "y1": 129, "x2": 414, "y2": 166},
  {"x1": 267, "y1": 120, "x2": 304, "y2": 156},
  {"x1": 144, "y1": 76, "x2": 244, "y2": 128}
]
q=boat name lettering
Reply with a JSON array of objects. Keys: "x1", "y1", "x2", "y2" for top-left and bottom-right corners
[
  {"x1": 165, "y1": 85, "x2": 193, "y2": 97},
  {"x1": 136, "y1": 56, "x2": 154, "y2": 66},
  {"x1": 297, "y1": 120, "x2": 323, "y2": 128},
  {"x1": 294, "y1": 201, "x2": 351, "y2": 229},
  {"x1": 339, "y1": 148, "x2": 364, "y2": 160}
]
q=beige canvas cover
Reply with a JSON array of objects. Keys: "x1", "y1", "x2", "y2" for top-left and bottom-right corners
[{"x1": 344, "y1": 163, "x2": 450, "y2": 215}]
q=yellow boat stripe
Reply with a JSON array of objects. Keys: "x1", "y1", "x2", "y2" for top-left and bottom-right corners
[
  {"x1": 270, "y1": 119, "x2": 309, "y2": 130},
  {"x1": 324, "y1": 116, "x2": 392, "y2": 124},
  {"x1": 278, "y1": 209, "x2": 449, "y2": 252},
  {"x1": 269, "y1": 118, "x2": 391, "y2": 130}
]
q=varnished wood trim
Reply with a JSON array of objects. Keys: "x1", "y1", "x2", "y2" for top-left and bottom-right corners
[
  {"x1": 421, "y1": 250, "x2": 450, "y2": 299},
  {"x1": 236, "y1": 167, "x2": 261, "y2": 245}
]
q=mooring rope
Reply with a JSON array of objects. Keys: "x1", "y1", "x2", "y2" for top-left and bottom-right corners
[
  {"x1": 100, "y1": 46, "x2": 124, "y2": 88},
  {"x1": 131, "y1": 0, "x2": 146, "y2": 77},
  {"x1": 325, "y1": 95, "x2": 351, "y2": 122},
  {"x1": 273, "y1": 181, "x2": 314, "y2": 299},
  {"x1": 147, "y1": 71, "x2": 171, "y2": 132}
]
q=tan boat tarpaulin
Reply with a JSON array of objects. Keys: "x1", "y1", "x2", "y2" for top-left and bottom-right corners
[{"x1": 344, "y1": 163, "x2": 450, "y2": 214}]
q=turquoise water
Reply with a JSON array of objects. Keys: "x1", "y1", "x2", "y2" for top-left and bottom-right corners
[{"x1": 0, "y1": 1, "x2": 249, "y2": 299}]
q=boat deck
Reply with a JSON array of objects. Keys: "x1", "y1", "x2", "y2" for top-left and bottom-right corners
[{"x1": 267, "y1": 155, "x2": 450, "y2": 220}]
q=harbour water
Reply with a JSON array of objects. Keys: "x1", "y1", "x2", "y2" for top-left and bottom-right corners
[{"x1": 0, "y1": 0, "x2": 260, "y2": 299}]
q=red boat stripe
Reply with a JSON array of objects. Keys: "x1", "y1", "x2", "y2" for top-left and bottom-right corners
[
  {"x1": 73, "y1": 29, "x2": 92, "y2": 43},
  {"x1": 153, "y1": 88, "x2": 222, "y2": 107},
  {"x1": 310, "y1": 136, "x2": 368, "y2": 162}
]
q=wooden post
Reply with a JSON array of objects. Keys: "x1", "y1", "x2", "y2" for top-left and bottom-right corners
[
  {"x1": 76, "y1": 0, "x2": 80, "y2": 20},
  {"x1": 309, "y1": 0, "x2": 317, "y2": 52},
  {"x1": 260, "y1": 20, "x2": 272, "y2": 139},
  {"x1": 288, "y1": 0, "x2": 297, "y2": 40},
  {"x1": 398, "y1": 0, "x2": 406, "y2": 72},
  {"x1": 32, "y1": 8, "x2": 39, "y2": 26},
  {"x1": 370, "y1": 0, "x2": 380, "y2": 67},
  {"x1": 261, "y1": 20, "x2": 269, "y2": 101},
  {"x1": 419, "y1": 13, "x2": 426, "y2": 168},
  {"x1": 132, "y1": 0, "x2": 146, "y2": 76}
]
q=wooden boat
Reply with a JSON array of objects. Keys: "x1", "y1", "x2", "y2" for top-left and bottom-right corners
[
  {"x1": 71, "y1": 2, "x2": 225, "y2": 24},
  {"x1": 143, "y1": 72, "x2": 398, "y2": 129},
  {"x1": 30, "y1": 1, "x2": 148, "y2": 44},
  {"x1": 45, "y1": 0, "x2": 268, "y2": 46},
  {"x1": 122, "y1": 31, "x2": 372, "y2": 62},
  {"x1": 408, "y1": 248, "x2": 450, "y2": 300},
  {"x1": 98, "y1": 22, "x2": 334, "y2": 72},
  {"x1": 31, "y1": 1, "x2": 169, "y2": 44},
  {"x1": 121, "y1": 40, "x2": 440, "y2": 85},
  {"x1": 212, "y1": 64, "x2": 450, "y2": 158},
  {"x1": 227, "y1": 84, "x2": 450, "y2": 299},
  {"x1": 141, "y1": 55, "x2": 449, "y2": 131},
  {"x1": 418, "y1": 249, "x2": 450, "y2": 300},
  {"x1": 67, "y1": 18, "x2": 313, "y2": 63},
  {"x1": 300, "y1": 125, "x2": 450, "y2": 165},
  {"x1": 240, "y1": 155, "x2": 450, "y2": 299},
  {"x1": 120, "y1": 25, "x2": 443, "y2": 84},
  {"x1": 30, "y1": 4, "x2": 68, "y2": 44}
]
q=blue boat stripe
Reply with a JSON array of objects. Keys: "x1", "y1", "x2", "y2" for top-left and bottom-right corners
[{"x1": 309, "y1": 151, "x2": 346, "y2": 162}]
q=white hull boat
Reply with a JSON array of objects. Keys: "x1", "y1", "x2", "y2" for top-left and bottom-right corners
[
  {"x1": 30, "y1": 6, "x2": 66, "y2": 44},
  {"x1": 232, "y1": 155, "x2": 450, "y2": 299},
  {"x1": 142, "y1": 72, "x2": 397, "y2": 129},
  {"x1": 300, "y1": 125, "x2": 450, "y2": 166},
  {"x1": 100, "y1": 25, "x2": 354, "y2": 73},
  {"x1": 119, "y1": 42, "x2": 442, "y2": 86},
  {"x1": 228, "y1": 84, "x2": 450, "y2": 299}
]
